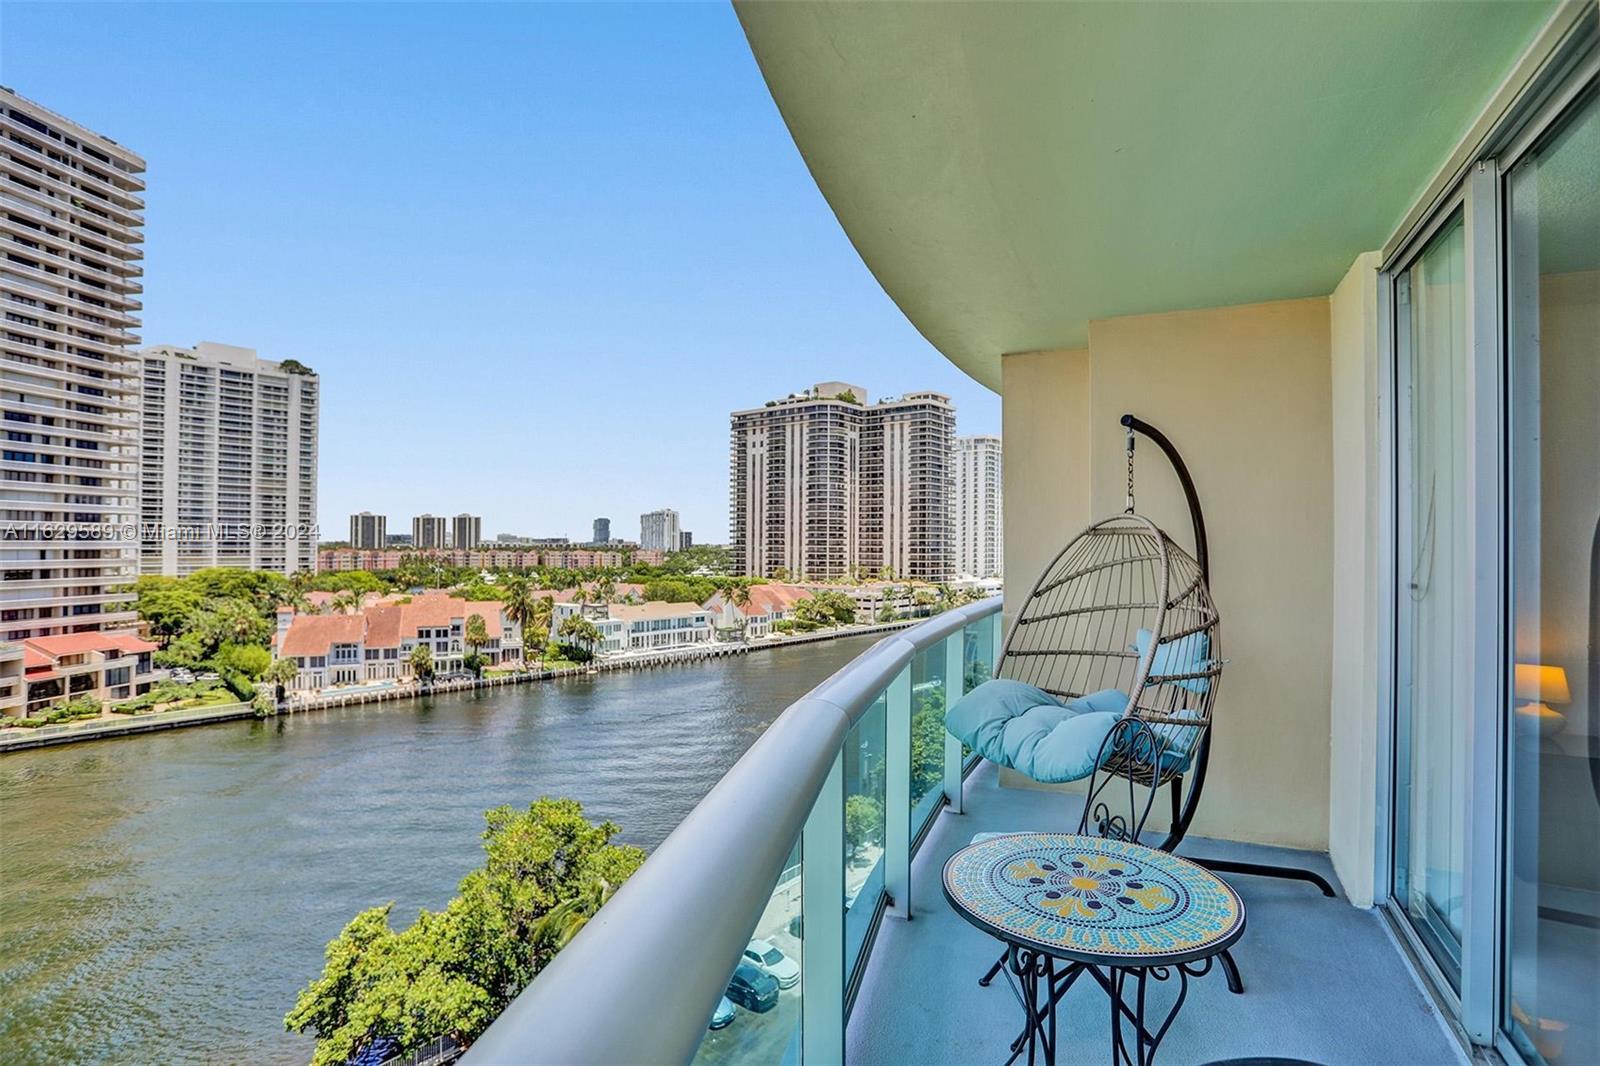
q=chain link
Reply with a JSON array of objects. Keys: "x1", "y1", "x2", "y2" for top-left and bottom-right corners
[{"x1": 1125, "y1": 429, "x2": 1136, "y2": 513}]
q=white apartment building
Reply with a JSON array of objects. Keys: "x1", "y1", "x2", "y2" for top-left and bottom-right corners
[
  {"x1": 451, "y1": 513, "x2": 481, "y2": 550},
  {"x1": 412, "y1": 514, "x2": 446, "y2": 550},
  {"x1": 548, "y1": 598, "x2": 714, "y2": 655},
  {"x1": 137, "y1": 342, "x2": 319, "y2": 576},
  {"x1": 729, "y1": 383, "x2": 955, "y2": 581},
  {"x1": 954, "y1": 435, "x2": 1003, "y2": 579},
  {"x1": 349, "y1": 511, "x2": 386, "y2": 550},
  {"x1": 639, "y1": 507, "x2": 680, "y2": 552},
  {"x1": 1, "y1": 89, "x2": 145, "y2": 641}
]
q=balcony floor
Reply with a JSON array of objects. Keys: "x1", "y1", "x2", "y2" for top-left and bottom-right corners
[{"x1": 848, "y1": 762, "x2": 1464, "y2": 1065}]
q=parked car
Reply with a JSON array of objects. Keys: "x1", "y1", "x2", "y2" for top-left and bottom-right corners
[
  {"x1": 725, "y1": 962, "x2": 779, "y2": 1014},
  {"x1": 708, "y1": 996, "x2": 736, "y2": 1030},
  {"x1": 743, "y1": 938, "x2": 800, "y2": 989}
]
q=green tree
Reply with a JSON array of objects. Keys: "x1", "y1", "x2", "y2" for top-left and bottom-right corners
[
  {"x1": 285, "y1": 799, "x2": 644, "y2": 1066},
  {"x1": 329, "y1": 590, "x2": 362, "y2": 616},
  {"x1": 264, "y1": 657, "x2": 299, "y2": 702},
  {"x1": 557, "y1": 615, "x2": 604, "y2": 660},
  {"x1": 464, "y1": 614, "x2": 490, "y2": 675},
  {"x1": 409, "y1": 644, "x2": 435, "y2": 684},
  {"x1": 844, "y1": 794, "x2": 883, "y2": 863},
  {"x1": 214, "y1": 642, "x2": 271, "y2": 680},
  {"x1": 499, "y1": 577, "x2": 534, "y2": 664},
  {"x1": 131, "y1": 575, "x2": 203, "y2": 640},
  {"x1": 910, "y1": 687, "x2": 948, "y2": 799}
]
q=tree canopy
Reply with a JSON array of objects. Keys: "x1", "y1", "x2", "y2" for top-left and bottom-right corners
[{"x1": 285, "y1": 799, "x2": 644, "y2": 1066}]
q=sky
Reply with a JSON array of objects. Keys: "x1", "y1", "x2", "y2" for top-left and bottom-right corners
[{"x1": 1, "y1": 2, "x2": 999, "y2": 544}]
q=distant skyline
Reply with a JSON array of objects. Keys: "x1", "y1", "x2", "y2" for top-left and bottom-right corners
[{"x1": 1, "y1": 2, "x2": 1000, "y2": 544}]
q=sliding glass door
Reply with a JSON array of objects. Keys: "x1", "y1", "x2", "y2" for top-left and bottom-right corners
[
  {"x1": 1503, "y1": 84, "x2": 1599, "y2": 1066},
  {"x1": 1392, "y1": 213, "x2": 1471, "y2": 986}
]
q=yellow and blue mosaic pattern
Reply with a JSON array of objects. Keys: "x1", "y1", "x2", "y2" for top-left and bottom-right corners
[{"x1": 943, "y1": 833, "x2": 1244, "y2": 964}]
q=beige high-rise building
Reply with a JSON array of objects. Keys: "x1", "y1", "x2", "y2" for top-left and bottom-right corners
[
  {"x1": 350, "y1": 512, "x2": 386, "y2": 550},
  {"x1": 954, "y1": 435, "x2": 1003, "y2": 579},
  {"x1": 451, "y1": 513, "x2": 481, "y2": 550},
  {"x1": 137, "y1": 342, "x2": 319, "y2": 576},
  {"x1": 412, "y1": 514, "x2": 447, "y2": 550},
  {"x1": 729, "y1": 383, "x2": 954, "y2": 581},
  {"x1": 1, "y1": 89, "x2": 144, "y2": 641}
]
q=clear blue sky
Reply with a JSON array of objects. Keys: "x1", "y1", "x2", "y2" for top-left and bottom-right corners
[{"x1": 2, "y1": 2, "x2": 999, "y2": 544}]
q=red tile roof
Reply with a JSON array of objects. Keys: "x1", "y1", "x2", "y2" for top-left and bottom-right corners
[
  {"x1": 22, "y1": 631, "x2": 157, "y2": 658},
  {"x1": 279, "y1": 614, "x2": 366, "y2": 657},
  {"x1": 364, "y1": 605, "x2": 403, "y2": 649}
]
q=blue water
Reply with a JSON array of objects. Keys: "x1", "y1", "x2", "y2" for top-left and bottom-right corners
[{"x1": 0, "y1": 636, "x2": 879, "y2": 1065}]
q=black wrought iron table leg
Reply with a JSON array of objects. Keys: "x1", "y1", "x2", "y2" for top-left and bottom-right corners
[
  {"x1": 1107, "y1": 958, "x2": 1210, "y2": 1066},
  {"x1": 1001, "y1": 946, "x2": 1056, "y2": 1066},
  {"x1": 1218, "y1": 948, "x2": 1244, "y2": 994}
]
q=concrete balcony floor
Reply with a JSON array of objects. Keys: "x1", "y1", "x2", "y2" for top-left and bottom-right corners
[{"x1": 848, "y1": 762, "x2": 1464, "y2": 1065}]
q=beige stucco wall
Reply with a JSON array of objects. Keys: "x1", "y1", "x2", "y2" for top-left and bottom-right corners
[
  {"x1": 1328, "y1": 252, "x2": 1383, "y2": 905},
  {"x1": 1000, "y1": 348, "x2": 1092, "y2": 630},
  {"x1": 998, "y1": 297, "x2": 1335, "y2": 850}
]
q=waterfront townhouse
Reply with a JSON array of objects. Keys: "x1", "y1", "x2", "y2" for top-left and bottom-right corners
[
  {"x1": 14, "y1": 630, "x2": 163, "y2": 716},
  {"x1": 274, "y1": 594, "x2": 522, "y2": 694},
  {"x1": 546, "y1": 599, "x2": 714, "y2": 655},
  {"x1": 702, "y1": 582, "x2": 811, "y2": 638}
]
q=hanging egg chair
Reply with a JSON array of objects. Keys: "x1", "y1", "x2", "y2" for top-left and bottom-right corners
[{"x1": 946, "y1": 416, "x2": 1223, "y2": 849}]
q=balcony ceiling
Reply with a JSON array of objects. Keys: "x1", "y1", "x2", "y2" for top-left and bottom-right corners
[{"x1": 737, "y1": 1, "x2": 1557, "y2": 390}]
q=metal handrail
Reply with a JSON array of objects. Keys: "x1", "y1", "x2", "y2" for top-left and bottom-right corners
[{"x1": 463, "y1": 596, "x2": 1001, "y2": 1065}]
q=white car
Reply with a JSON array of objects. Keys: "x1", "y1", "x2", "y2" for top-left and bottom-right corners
[{"x1": 743, "y1": 938, "x2": 800, "y2": 989}]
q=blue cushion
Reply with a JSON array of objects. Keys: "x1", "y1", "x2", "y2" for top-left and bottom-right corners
[
  {"x1": 946, "y1": 681, "x2": 1131, "y2": 783},
  {"x1": 1029, "y1": 710, "x2": 1123, "y2": 781},
  {"x1": 944, "y1": 679, "x2": 1062, "y2": 756},
  {"x1": 1133, "y1": 628, "x2": 1214, "y2": 695}
]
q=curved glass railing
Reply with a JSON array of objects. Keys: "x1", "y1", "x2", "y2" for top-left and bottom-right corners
[{"x1": 463, "y1": 597, "x2": 1002, "y2": 1065}]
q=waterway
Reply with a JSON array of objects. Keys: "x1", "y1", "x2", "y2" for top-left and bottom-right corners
[{"x1": 0, "y1": 634, "x2": 881, "y2": 1065}]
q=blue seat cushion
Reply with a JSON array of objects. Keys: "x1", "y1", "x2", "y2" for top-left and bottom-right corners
[{"x1": 945, "y1": 680, "x2": 1129, "y2": 783}]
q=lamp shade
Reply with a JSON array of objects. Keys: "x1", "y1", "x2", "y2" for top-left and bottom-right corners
[{"x1": 1514, "y1": 663, "x2": 1571, "y2": 705}]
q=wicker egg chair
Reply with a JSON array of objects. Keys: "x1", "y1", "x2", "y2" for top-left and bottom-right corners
[{"x1": 998, "y1": 510, "x2": 1221, "y2": 844}]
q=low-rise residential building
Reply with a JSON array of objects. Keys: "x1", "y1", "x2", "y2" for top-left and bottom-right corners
[
  {"x1": 13, "y1": 631, "x2": 164, "y2": 717},
  {"x1": 547, "y1": 599, "x2": 714, "y2": 655},
  {"x1": 316, "y1": 547, "x2": 661, "y2": 573},
  {"x1": 703, "y1": 582, "x2": 812, "y2": 638},
  {"x1": 273, "y1": 593, "x2": 522, "y2": 694}
]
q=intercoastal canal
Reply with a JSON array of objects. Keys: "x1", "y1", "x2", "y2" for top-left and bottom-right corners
[{"x1": 0, "y1": 634, "x2": 881, "y2": 1066}]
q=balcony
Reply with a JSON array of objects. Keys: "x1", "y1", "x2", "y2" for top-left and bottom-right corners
[{"x1": 464, "y1": 600, "x2": 1457, "y2": 1065}]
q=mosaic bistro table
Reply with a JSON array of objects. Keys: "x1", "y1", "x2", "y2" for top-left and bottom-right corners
[{"x1": 943, "y1": 832, "x2": 1246, "y2": 1066}]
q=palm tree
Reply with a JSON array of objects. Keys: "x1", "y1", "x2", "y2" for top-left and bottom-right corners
[
  {"x1": 263, "y1": 657, "x2": 299, "y2": 704},
  {"x1": 408, "y1": 643, "x2": 435, "y2": 686},
  {"x1": 500, "y1": 576, "x2": 534, "y2": 668},
  {"x1": 464, "y1": 613, "x2": 490, "y2": 676},
  {"x1": 530, "y1": 876, "x2": 623, "y2": 963},
  {"x1": 595, "y1": 576, "x2": 616, "y2": 604},
  {"x1": 329, "y1": 590, "x2": 360, "y2": 616},
  {"x1": 558, "y1": 614, "x2": 604, "y2": 658},
  {"x1": 730, "y1": 583, "x2": 753, "y2": 640}
]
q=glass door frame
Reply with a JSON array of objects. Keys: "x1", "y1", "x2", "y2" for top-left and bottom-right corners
[
  {"x1": 1381, "y1": 164, "x2": 1505, "y2": 1047},
  {"x1": 1376, "y1": 11, "x2": 1599, "y2": 1058}
]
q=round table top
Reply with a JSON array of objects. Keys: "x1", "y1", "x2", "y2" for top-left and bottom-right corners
[{"x1": 942, "y1": 832, "x2": 1245, "y2": 966}]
